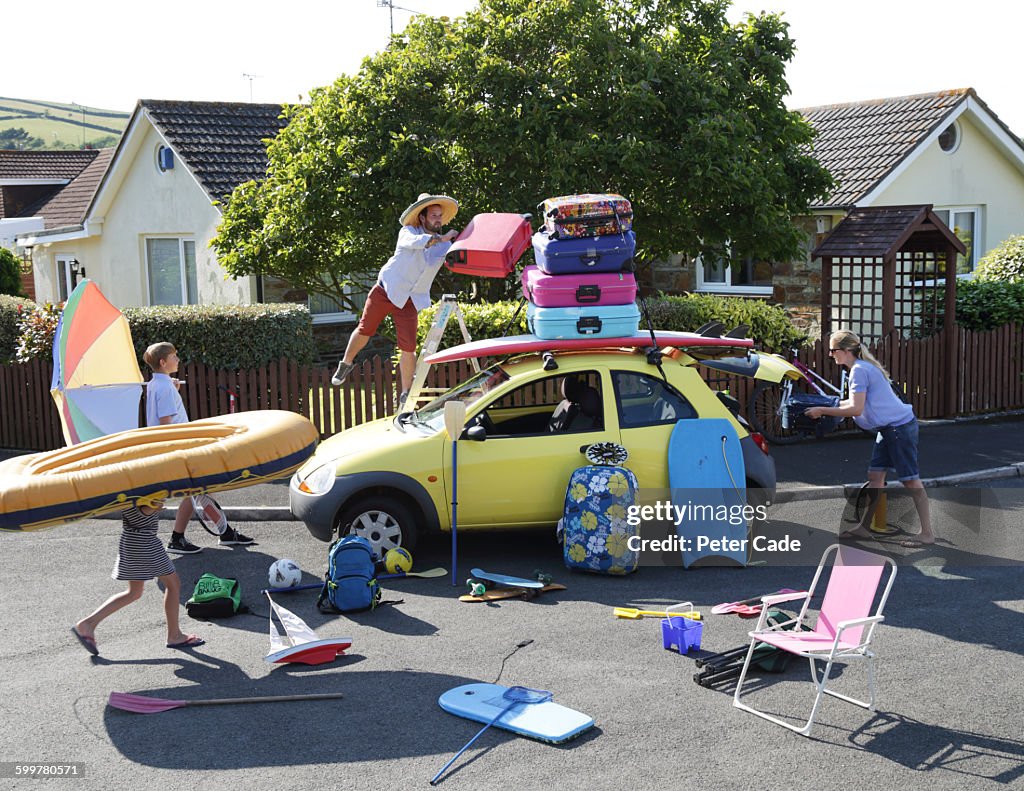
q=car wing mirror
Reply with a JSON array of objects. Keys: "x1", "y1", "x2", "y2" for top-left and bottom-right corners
[{"x1": 464, "y1": 425, "x2": 487, "y2": 442}]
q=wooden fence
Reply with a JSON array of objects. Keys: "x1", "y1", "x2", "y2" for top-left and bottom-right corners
[{"x1": 2, "y1": 323, "x2": 1021, "y2": 452}]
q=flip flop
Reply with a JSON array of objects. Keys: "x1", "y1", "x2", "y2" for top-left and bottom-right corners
[
  {"x1": 166, "y1": 635, "x2": 206, "y2": 649},
  {"x1": 899, "y1": 539, "x2": 933, "y2": 548},
  {"x1": 71, "y1": 627, "x2": 99, "y2": 656}
]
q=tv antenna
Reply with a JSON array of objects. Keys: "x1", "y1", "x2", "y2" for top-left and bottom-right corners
[
  {"x1": 376, "y1": 0, "x2": 424, "y2": 37},
  {"x1": 242, "y1": 73, "x2": 263, "y2": 102}
]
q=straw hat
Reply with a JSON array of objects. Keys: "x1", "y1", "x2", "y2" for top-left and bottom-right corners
[{"x1": 400, "y1": 193, "x2": 459, "y2": 227}]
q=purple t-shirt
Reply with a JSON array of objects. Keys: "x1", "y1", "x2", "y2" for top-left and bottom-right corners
[{"x1": 848, "y1": 360, "x2": 914, "y2": 431}]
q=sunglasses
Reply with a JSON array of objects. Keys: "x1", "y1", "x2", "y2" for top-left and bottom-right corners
[{"x1": 828, "y1": 348, "x2": 842, "y2": 355}]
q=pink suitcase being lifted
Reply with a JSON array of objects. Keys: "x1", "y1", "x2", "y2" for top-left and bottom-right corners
[
  {"x1": 521, "y1": 265, "x2": 637, "y2": 308},
  {"x1": 445, "y1": 213, "x2": 533, "y2": 278}
]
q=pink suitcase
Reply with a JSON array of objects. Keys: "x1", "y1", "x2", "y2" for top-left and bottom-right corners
[
  {"x1": 444, "y1": 213, "x2": 532, "y2": 278},
  {"x1": 521, "y1": 265, "x2": 637, "y2": 307}
]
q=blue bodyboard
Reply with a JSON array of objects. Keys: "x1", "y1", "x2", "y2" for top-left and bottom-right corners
[
  {"x1": 668, "y1": 419, "x2": 747, "y2": 568},
  {"x1": 438, "y1": 683, "x2": 595, "y2": 744}
]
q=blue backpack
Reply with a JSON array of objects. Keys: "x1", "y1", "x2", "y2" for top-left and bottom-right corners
[{"x1": 316, "y1": 536, "x2": 381, "y2": 613}]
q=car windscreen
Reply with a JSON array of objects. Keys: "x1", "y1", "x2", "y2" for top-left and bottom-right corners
[{"x1": 409, "y1": 365, "x2": 511, "y2": 434}]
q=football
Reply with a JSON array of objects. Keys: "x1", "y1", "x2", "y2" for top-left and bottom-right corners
[{"x1": 268, "y1": 558, "x2": 302, "y2": 588}]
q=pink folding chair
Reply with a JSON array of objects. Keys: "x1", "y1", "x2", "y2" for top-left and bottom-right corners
[{"x1": 733, "y1": 543, "x2": 897, "y2": 736}]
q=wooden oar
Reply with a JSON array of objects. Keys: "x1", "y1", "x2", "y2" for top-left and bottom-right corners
[
  {"x1": 108, "y1": 691, "x2": 345, "y2": 714},
  {"x1": 613, "y1": 606, "x2": 701, "y2": 620}
]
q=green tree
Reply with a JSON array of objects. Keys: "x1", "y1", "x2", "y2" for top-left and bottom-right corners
[
  {"x1": 0, "y1": 248, "x2": 26, "y2": 297},
  {"x1": 0, "y1": 127, "x2": 44, "y2": 150},
  {"x1": 213, "y1": 0, "x2": 832, "y2": 311}
]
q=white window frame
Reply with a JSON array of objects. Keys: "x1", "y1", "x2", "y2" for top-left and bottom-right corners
[
  {"x1": 309, "y1": 283, "x2": 358, "y2": 325},
  {"x1": 695, "y1": 252, "x2": 773, "y2": 296},
  {"x1": 55, "y1": 254, "x2": 76, "y2": 302},
  {"x1": 144, "y1": 236, "x2": 198, "y2": 305},
  {"x1": 933, "y1": 205, "x2": 982, "y2": 274}
]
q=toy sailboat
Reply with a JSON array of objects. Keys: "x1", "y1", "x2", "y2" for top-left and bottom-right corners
[{"x1": 265, "y1": 593, "x2": 352, "y2": 666}]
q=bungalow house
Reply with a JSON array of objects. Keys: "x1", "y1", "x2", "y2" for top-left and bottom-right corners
[
  {"x1": 650, "y1": 88, "x2": 1024, "y2": 337},
  {"x1": 0, "y1": 149, "x2": 115, "y2": 300},
  {"x1": 11, "y1": 101, "x2": 353, "y2": 333}
]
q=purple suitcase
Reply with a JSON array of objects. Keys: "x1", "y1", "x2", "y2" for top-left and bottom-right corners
[
  {"x1": 521, "y1": 265, "x2": 637, "y2": 308},
  {"x1": 532, "y1": 230, "x2": 636, "y2": 275}
]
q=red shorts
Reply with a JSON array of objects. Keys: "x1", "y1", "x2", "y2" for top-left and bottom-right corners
[{"x1": 356, "y1": 283, "x2": 419, "y2": 352}]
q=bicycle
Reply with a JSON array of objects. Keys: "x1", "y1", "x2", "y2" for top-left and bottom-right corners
[{"x1": 747, "y1": 348, "x2": 848, "y2": 445}]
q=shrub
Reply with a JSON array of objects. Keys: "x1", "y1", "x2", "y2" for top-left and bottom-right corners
[
  {"x1": 124, "y1": 304, "x2": 315, "y2": 369},
  {"x1": 0, "y1": 248, "x2": 25, "y2": 297},
  {"x1": 14, "y1": 302, "x2": 61, "y2": 363},
  {"x1": 954, "y1": 280, "x2": 1024, "y2": 330},
  {"x1": 417, "y1": 293, "x2": 806, "y2": 354},
  {"x1": 0, "y1": 294, "x2": 38, "y2": 363},
  {"x1": 974, "y1": 235, "x2": 1024, "y2": 283}
]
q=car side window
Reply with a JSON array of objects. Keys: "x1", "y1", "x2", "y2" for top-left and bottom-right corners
[
  {"x1": 612, "y1": 371, "x2": 697, "y2": 428},
  {"x1": 481, "y1": 370, "x2": 603, "y2": 436}
]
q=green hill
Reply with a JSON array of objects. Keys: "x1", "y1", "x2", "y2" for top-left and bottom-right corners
[{"x1": 0, "y1": 98, "x2": 130, "y2": 150}]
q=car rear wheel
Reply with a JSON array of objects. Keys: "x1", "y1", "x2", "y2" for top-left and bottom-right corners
[{"x1": 337, "y1": 496, "x2": 418, "y2": 556}]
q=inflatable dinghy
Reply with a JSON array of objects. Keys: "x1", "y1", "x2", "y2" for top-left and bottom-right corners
[{"x1": 0, "y1": 410, "x2": 318, "y2": 531}]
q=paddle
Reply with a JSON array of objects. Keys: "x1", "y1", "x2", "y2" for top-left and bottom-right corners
[
  {"x1": 444, "y1": 401, "x2": 468, "y2": 588},
  {"x1": 613, "y1": 605, "x2": 701, "y2": 620},
  {"x1": 108, "y1": 691, "x2": 345, "y2": 715},
  {"x1": 710, "y1": 588, "x2": 802, "y2": 616}
]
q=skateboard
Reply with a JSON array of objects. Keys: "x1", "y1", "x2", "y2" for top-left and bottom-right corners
[
  {"x1": 460, "y1": 584, "x2": 567, "y2": 603},
  {"x1": 469, "y1": 568, "x2": 545, "y2": 589}
]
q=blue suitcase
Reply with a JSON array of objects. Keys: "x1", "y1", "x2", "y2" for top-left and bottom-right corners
[
  {"x1": 562, "y1": 465, "x2": 639, "y2": 575},
  {"x1": 527, "y1": 302, "x2": 641, "y2": 340},
  {"x1": 532, "y1": 230, "x2": 636, "y2": 275}
]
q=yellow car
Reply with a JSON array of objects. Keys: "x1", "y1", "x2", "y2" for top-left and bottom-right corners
[{"x1": 290, "y1": 345, "x2": 800, "y2": 555}]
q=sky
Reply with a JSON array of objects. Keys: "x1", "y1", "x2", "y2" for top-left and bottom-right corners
[{"x1": 4, "y1": 0, "x2": 1022, "y2": 136}]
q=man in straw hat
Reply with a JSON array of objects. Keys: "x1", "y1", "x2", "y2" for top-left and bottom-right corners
[{"x1": 332, "y1": 193, "x2": 460, "y2": 398}]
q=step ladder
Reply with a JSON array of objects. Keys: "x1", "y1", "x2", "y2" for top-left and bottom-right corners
[{"x1": 401, "y1": 294, "x2": 477, "y2": 411}]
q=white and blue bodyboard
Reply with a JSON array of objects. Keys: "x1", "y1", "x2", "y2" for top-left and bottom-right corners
[
  {"x1": 438, "y1": 683, "x2": 594, "y2": 744},
  {"x1": 668, "y1": 418, "x2": 747, "y2": 568}
]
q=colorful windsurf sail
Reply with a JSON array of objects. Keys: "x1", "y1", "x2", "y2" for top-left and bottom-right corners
[{"x1": 50, "y1": 279, "x2": 144, "y2": 445}]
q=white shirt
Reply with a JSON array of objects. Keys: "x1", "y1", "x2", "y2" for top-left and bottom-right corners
[{"x1": 377, "y1": 226, "x2": 453, "y2": 311}]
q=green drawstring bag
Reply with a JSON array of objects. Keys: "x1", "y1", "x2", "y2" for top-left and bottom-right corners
[{"x1": 186, "y1": 573, "x2": 246, "y2": 619}]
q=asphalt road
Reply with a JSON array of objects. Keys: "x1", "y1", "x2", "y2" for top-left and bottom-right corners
[{"x1": 1, "y1": 486, "x2": 1022, "y2": 790}]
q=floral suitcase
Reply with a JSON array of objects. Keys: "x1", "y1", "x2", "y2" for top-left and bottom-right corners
[
  {"x1": 539, "y1": 193, "x2": 633, "y2": 240},
  {"x1": 444, "y1": 213, "x2": 533, "y2": 278},
  {"x1": 521, "y1": 265, "x2": 638, "y2": 308},
  {"x1": 527, "y1": 302, "x2": 641, "y2": 340},
  {"x1": 532, "y1": 230, "x2": 636, "y2": 275},
  {"x1": 562, "y1": 465, "x2": 639, "y2": 575}
]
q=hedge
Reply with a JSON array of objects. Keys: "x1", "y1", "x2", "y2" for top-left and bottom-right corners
[
  {"x1": 417, "y1": 293, "x2": 807, "y2": 354},
  {"x1": 7, "y1": 301, "x2": 315, "y2": 369},
  {"x1": 123, "y1": 304, "x2": 315, "y2": 368}
]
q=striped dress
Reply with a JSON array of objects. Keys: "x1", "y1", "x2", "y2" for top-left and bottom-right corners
[{"x1": 112, "y1": 505, "x2": 175, "y2": 581}]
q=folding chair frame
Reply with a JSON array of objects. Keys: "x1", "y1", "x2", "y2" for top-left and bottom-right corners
[{"x1": 732, "y1": 544, "x2": 897, "y2": 736}]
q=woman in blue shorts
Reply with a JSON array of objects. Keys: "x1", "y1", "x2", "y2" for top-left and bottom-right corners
[{"x1": 806, "y1": 329, "x2": 933, "y2": 547}]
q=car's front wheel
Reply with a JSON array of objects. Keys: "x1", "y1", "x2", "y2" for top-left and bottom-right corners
[{"x1": 336, "y1": 496, "x2": 418, "y2": 556}]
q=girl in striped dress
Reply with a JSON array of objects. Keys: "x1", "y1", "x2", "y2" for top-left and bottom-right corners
[{"x1": 71, "y1": 500, "x2": 205, "y2": 655}]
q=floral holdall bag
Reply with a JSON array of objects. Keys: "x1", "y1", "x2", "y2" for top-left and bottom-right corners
[{"x1": 561, "y1": 444, "x2": 640, "y2": 575}]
